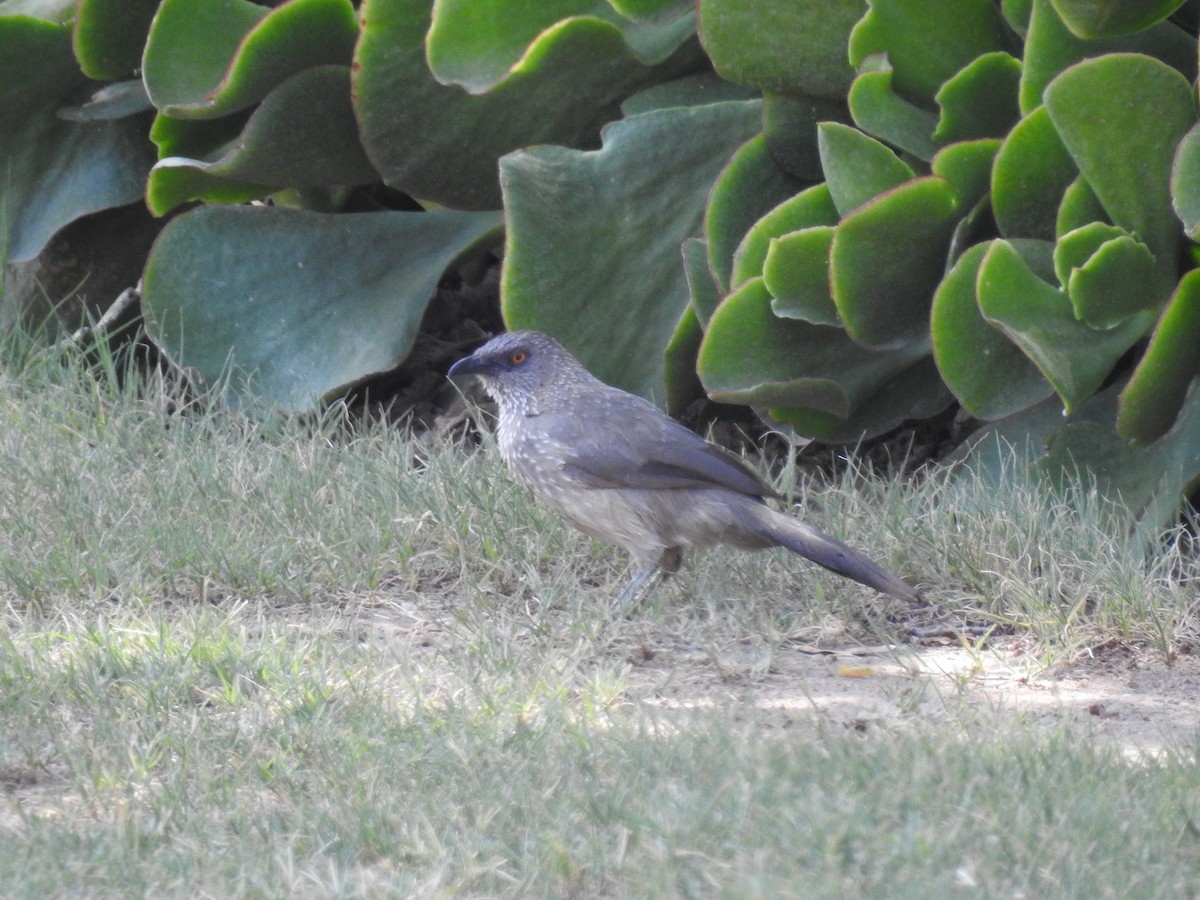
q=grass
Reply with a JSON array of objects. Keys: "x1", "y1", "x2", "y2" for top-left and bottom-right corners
[{"x1": 1, "y1": 336, "x2": 1199, "y2": 896}]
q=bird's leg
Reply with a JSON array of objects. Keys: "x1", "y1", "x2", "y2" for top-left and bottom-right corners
[
  {"x1": 610, "y1": 548, "x2": 683, "y2": 618},
  {"x1": 610, "y1": 567, "x2": 663, "y2": 617}
]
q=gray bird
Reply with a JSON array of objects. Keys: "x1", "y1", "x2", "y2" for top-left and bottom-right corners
[{"x1": 449, "y1": 330, "x2": 920, "y2": 613}]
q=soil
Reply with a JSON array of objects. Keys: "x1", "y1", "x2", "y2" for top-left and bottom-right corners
[
  {"x1": 621, "y1": 635, "x2": 1200, "y2": 759},
  {"x1": 363, "y1": 592, "x2": 1200, "y2": 760}
]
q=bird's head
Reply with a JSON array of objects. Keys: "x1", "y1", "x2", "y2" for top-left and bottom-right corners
[{"x1": 448, "y1": 330, "x2": 585, "y2": 406}]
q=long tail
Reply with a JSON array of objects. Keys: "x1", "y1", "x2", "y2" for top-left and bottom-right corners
[{"x1": 751, "y1": 504, "x2": 920, "y2": 601}]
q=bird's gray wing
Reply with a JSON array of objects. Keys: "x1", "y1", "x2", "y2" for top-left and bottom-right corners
[{"x1": 546, "y1": 392, "x2": 777, "y2": 498}]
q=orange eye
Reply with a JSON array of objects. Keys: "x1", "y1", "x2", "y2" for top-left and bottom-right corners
[{"x1": 510, "y1": 350, "x2": 527, "y2": 365}]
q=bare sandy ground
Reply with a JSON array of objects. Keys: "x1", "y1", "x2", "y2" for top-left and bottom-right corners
[{"x1": 627, "y1": 635, "x2": 1200, "y2": 758}]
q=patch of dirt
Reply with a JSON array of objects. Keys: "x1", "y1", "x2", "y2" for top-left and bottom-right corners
[
  {"x1": 624, "y1": 636, "x2": 1200, "y2": 758},
  {"x1": 362, "y1": 594, "x2": 1200, "y2": 759}
]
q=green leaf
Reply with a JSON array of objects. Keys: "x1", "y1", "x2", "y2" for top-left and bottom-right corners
[
  {"x1": 500, "y1": 101, "x2": 764, "y2": 402},
  {"x1": 1171, "y1": 123, "x2": 1200, "y2": 240},
  {"x1": 1021, "y1": 0, "x2": 1196, "y2": 115},
  {"x1": 1003, "y1": 0, "x2": 1035, "y2": 34},
  {"x1": 145, "y1": 66, "x2": 378, "y2": 216},
  {"x1": 1056, "y1": 227, "x2": 1158, "y2": 328},
  {"x1": 698, "y1": 277, "x2": 930, "y2": 417},
  {"x1": 931, "y1": 242, "x2": 1051, "y2": 419},
  {"x1": 610, "y1": 0, "x2": 693, "y2": 18},
  {"x1": 698, "y1": 0, "x2": 861, "y2": 98},
  {"x1": 355, "y1": 0, "x2": 702, "y2": 210},
  {"x1": 704, "y1": 134, "x2": 807, "y2": 294},
  {"x1": 58, "y1": 80, "x2": 152, "y2": 122},
  {"x1": 977, "y1": 240, "x2": 1154, "y2": 410},
  {"x1": 1037, "y1": 386, "x2": 1200, "y2": 548},
  {"x1": 142, "y1": 206, "x2": 503, "y2": 414},
  {"x1": 427, "y1": 0, "x2": 695, "y2": 92},
  {"x1": 766, "y1": 356, "x2": 952, "y2": 444},
  {"x1": 830, "y1": 176, "x2": 960, "y2": 348},
  {"x1": 992, "y1": 105, "x2": 1077, "y2": 240},
  {"x1": 1056, "y1": 175, "x2": 1107, "y2": 236},
  {"x1": 1052, "y1": 221, "x2": 1133, "y2": 285},
  {"x1": 847, "y1": 57, "x2": 940, "y2": 161},
  {"x1": 72, "y1": 0, "x2": 159, "y2": 80},
  {"x1": 763, "y1": 226, "x2": 839, "y2": 327},
  {"x1": 621, "y1": 71, "x2": 758, "y2": 115},
  {"x1": 817, "y1": 121, "x2": 914, "y2": 218},
  {"x1": 1044, "y1": 53, "x2": 1196, "y2": 301},
  {"x1": 930, "y1": 139, "x2": 1001, "y2": 212},
  {"x1": 1049, "y1": 0, "x2": 1187, "y2": 38},
  {"x1": 663, "y1": 304, "x2": 705, "y2": 417},
  {"x1": 849, "y1": 0, "x2": 1010, "y2": 104},
  {"x1": 143, "y1": 0, "x2": 358, "y2": 118},
  {"x1": 682, "y1": 238, "x2": 721, "y2": 327},
  {"x1": 0, "y1": 17, "x2": 155, "y2": 263},
  {"x1": 933, "y1": 52, "x2": 1022, "y2": 143},
  {"x1": 1117, "y1": 269, "x2": 1200, "y2": 442},
  {"x1": 731, "y1": 184, "x2": 840, "y2": 289}
]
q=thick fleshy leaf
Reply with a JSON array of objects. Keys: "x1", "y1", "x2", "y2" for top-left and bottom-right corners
[
  {"x1": 704, "y1": 134, "x2": 806, "y2": 294},
  {"x1": 72, "y1": 0, "x2": 159, "y2": 79},
  {"x1": 1056, "y1": 175, "x2": 1107, "y2": 235},
  {"x1": 763, "y1": 227, "x2": 839, "y2": 326},
  {"x1": 731, "y1": 184, "x2": 839, "y2": 289},
  {"x1": 1061, "y1": 232, "x2": 1158, "y2": 328},
  {"x1": 1049, "y1": 0, "x2": 1187, "y2": 38},
  {"x1": 146, "y1": 66, "x2": 378, "y2": 215},
  {"x1": 500, "y1": 101, "x2": 763, "y2": 402},
  {"x1": 849, "y1": 0, "x2": 1010, "y2": 104},
  {"x1": 1171, "y1": 123, "x2": 1200, "y2": 240},
  {"x1": 766, "y1": 356, "x2": 952, "y2": 444},
  {"x1": 1044, "y1": 53, "x2": 1195, "y2": 301},
  {"x1": 147, "y1": 112, "x2": 254, "y2": 183},
  {"x1": 682, "y1": 238, "x2": 721, "y2": 326},
  {"x1": 1021, "y1": 0, "x2": 1195, "y2": 115},
  {"x1": 817, "y1": 122, "x2": 914, "y2": 218},
  {"x1": 761, "y1": 91, "x2": 850, "y2": 181},
  {"x1": 830, "y1": 176, "x2": 959, "y2": 348},
  {"x1": 609, "y1": 0, "x2": 693, "y2": 18},
  {"x1": 1117, "y1": 269, "x2": 1200, "y2": 442},
  {"x1": 427, "y1": 0, "x2": 695, "y2": 92},
  {"x1": 847, "y1": 57, "x2": 940, "y2": 161},
  {"x1": 355, "y1": 0, "x2": 703, "y2": 210},
  {"x1": 662, "y1": 304, "x2": 705, "y2": 417},
  {"x1": 1004, "y1": 0, "x2": 1034, "y2": 32},
  {"x1": 142, "y1": 206, "x2": 503, "y2": 414},
  {"x1": 1038, "y1": 384, "x2": 1200, "y2": 548},
  {"x1": 0, "y1": 17, "x2": 155, "y2": 263},
  {"x1": 698, "y1": 278, "x2": 930, "y2": 417},
  {"x1": 992, "y1": 105, "x2": 1076, "y2": 240},
  {"x1": 930, "y1": 139, "x2": 1001, "y2": 211},
  {"x1": 931, "y1": 242, "x2": 1051, "y2": 419},
  {"x1": 977, "y1": 240, "x2": 1154, "y2": 410},
  {"x1": 1052, "y1": 221, "x2": 1134, "y2": 285},
  {"x1": 698, "y1": 0, "x2": 861, "y2": 98},
  {"x1": 58, "y1": 80, "x2": 153, "y2": 122},
  {"x1": 620, "y1": 71, "x2": 757, "y2": 115},
  {"x1": 933, "y1": 52, "x2": 1022, "y2": 143},
  {"x1": 143, "y1": 0, "x2": 358, "y2": 118}
]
